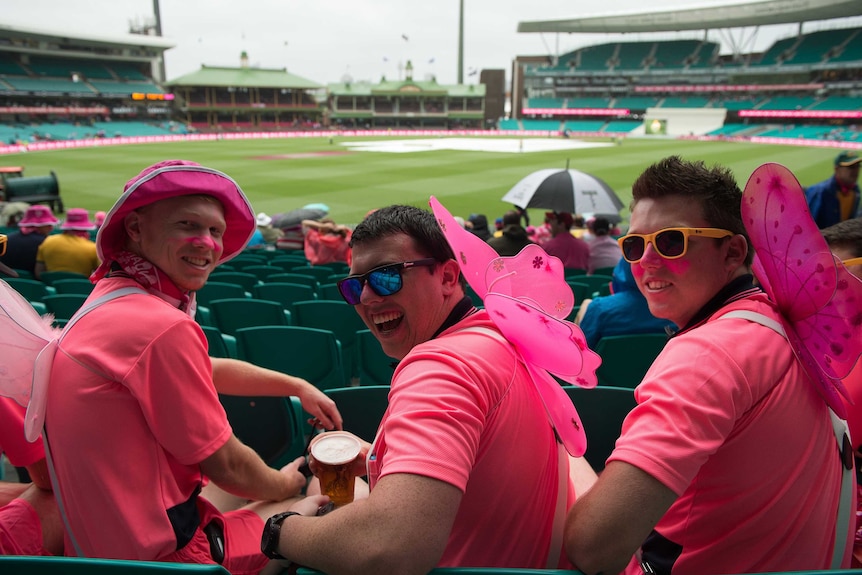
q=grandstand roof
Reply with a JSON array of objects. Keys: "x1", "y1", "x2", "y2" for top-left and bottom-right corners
[
  {"x1": 517, "y1": 0, "x2": 862, "y2": 34},
  {"x1": 165, "y1": 65, "x2": 323, "y2": 89},
  {"x1": 0, "y1": 23, "x2": 174, "y2": 50}
]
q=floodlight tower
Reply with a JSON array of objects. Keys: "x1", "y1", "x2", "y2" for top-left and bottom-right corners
[
  {"x1": 153, "y1": 0, "x2": 166, "y2": 82},
  {"x1": 457, "y1": 0, "x2": 464, "y2": 84}
]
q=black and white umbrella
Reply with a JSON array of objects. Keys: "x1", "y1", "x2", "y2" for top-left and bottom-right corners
[{"x1": 502, "y1": 168, "x2": 624, "y2": 216}]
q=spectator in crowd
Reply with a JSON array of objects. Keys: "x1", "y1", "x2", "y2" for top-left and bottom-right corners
[
  {"x1": 570, "y1": 214, "x2": 588, "y2": 240},
  {"x1": 34, "y1": 208, "x2": 99, "y2": 279},
  {"x1": 0, "y1": 202, "x2": 30, "y2": 227},
  {"x1": 805, "y1": 150, "x2": 860, "y2": 228},
  {"x1": 44, "y1": 161, "x2": 338, "y2": 572},
  {"x1": 575, "y1": 258, "x2": 675, "y2": 349},
  {"x1": 94, "y1": 211, "x2": 107, "y2": 229},
  {"x1": 543, "y1": 211, "x2": 589, "y2": 270},
  {"x1": 0, "y1": 204, "x2": 58, "y2": 275},
  {"x1": 823, "y1": 217, "x2": 862, "y2": 567},
  {"x1": 269, "y1": 205, "x2": 596, "y2": 573},
  {"x1": 586, "y1": 217, "x2": 622, "y2": 274},
  {"x1": 565, "y1": 156, "x2": 851, "y2": 574},
  {"x1": 466, "y1": 213, "x2": 492, "y2": 241},
  {"x1": 302, "y1": 218, "x2": 352, "y2": 265},
  {"x1": 273, "y1": 204, "x2": 329, "y2": 251},
  {"x1": 487, "y1": 210, "x2": 533, "y2": 256},
  {"x1": 255, "y1": 212, "x2": 283, "y2": 245}
]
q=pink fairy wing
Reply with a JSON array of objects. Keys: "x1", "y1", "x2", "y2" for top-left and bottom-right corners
[
  {"x1": 430, "y1": 197, "x2": 600, "y2": 456},
  {"x1": 25, "y1": 338, "x2": 58, "y2": 442},
  {"x1": 484, "y1": 293, "x2": 599, "y2": 386},
  {"x1": 429, "y1": 196, "x2": 498, "y2": 300},
  {"x1": 484, "y1": 244, "x2": 573, "y2": 321},
  {"x1": 742, "y1": 163, "x2": 862, "y2": 415},
  {"x1": 0, "y1": 279, "x2": 61, "y2": 407},
  {"x1": 485, "y1": 293, "x2": 593, "y2": 455}
]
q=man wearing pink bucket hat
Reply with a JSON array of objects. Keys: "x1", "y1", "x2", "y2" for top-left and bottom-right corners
[
  {"x1": 44, "y1": 160, "x2": 336, "y2": 573},
  {"x1": 34, "y1": 207, "x2": 99, "y2": 279},
  {"x1": 0, "y1": 204, "x2": 58, "y2": 275}
]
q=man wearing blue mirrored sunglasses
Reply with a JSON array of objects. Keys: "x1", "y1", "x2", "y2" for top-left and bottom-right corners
[{"x1": 272, "y1": 204, "x2": 592, "y2": 572}]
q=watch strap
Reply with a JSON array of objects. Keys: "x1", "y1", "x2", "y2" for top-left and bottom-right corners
[{"x1": 262, "y1": 511, "x2": 302, "y2": 560}]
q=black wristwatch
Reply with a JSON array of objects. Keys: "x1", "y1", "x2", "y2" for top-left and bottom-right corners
[{"x1": 261, "y1": 511, "x2": 301, "y2": 560}]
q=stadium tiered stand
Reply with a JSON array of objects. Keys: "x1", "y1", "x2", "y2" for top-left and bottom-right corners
[
  {"x1": 498, "y1": 119, "x2": 521, "y2": 130},
  {"x1": 707, "y1": 124, "x2": 758, "y2": 136},
  {"x1": 831, "y1": 30, "x2": 862, "y2": 63},
  {"x1": 810, "y1": 97, "x2": 862, "y2": 110},
  {"x1": 713, "y1": 97, "x2": 764, "y2": 111},
  {"x1": 752, "y1": 36, "x2": 799, "y2": 66},
  {"x1": 3, "y1": 77, "x2": 97, "y2": 94},
  {"x1": 604, "y1": 120, "x2": 642, "y2": 132},
  {"x1": 783, "y1": 28, "x2": 858, "y2": 65},
  {"x1": 566, "y1": 97, "x2": 610, "y2": 108},
  {"x1": 575, "y1": 43, "x2": 617, "y2": 71},
  {"x1": 613, "y1": 96, "x2": 659, "y2": 110},
  {"x1": 526, "y1": 98, "x2": 565, "y2": 108},
  {"x1": 659, "y1": 96, "x2": 712, "y2": 108},
  {"x1": 615, "y1": 42, "x2": 652, "y2": 70},
  {"x1": 757, "y1": 96, "x2": 817, "y2": 110},
  {"x1": 564, "y1": 120, "x2": 606, "y2": 131},
  {"x1": 520, "y1": 119, "x2": 561, "y2": 131}
]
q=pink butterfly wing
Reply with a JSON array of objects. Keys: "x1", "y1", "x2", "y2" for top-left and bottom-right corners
[
  {"x1": 486, "y1": 292, "x2": 592, "y2": 455},
  {"x1": 484, "y1": 244, "x2": 573, "y2": 320},
  {"x1": 429, "y1": 196, "x2": 497, "y2": 300},
  {"x1": 742, "y1": 163, "x2": 862, "y2": 414}
]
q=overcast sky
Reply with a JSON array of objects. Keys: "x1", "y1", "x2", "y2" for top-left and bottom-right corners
[{"x1": 6, "y1": 0, "x2": 862, "y2": 86}]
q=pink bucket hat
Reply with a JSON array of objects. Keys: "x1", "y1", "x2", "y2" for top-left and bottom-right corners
[
  {"x1": 95, "y1": 160, "x2": 254, "y2": 275},
  {"x1": 60, "y1": 208, "x2": 96, "y2": 231},
  {"x1": 18, "y1": 205, "x2": 59, "y2": 228}
]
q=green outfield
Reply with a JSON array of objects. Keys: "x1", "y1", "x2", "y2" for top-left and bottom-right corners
[{"x1": 0, "y1": 136, "x2": 845, "y2": 226}]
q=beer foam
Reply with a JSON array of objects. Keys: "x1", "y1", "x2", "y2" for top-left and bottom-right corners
[{"x1": 311, "y1": 433, "x2": 361, "y2": 464}]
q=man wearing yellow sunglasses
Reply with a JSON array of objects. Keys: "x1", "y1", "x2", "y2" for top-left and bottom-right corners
[
  {"x1": 823, "y1": 217, "x2": 862, "y2": 567},
  {"x1": 565, "y1": 156, "x2": 848, "y2": 574}
]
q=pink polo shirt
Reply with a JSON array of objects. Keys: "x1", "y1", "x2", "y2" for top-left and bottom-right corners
[
  {"x1": 368, "y1": 310, "x2": 574, "y2": 568},
  {"x1": 611, "y1": 294, "x2": 851, "y2": 573},
  {"x1": 46, "y1": 277, "x2": 232, "y2": 560}
]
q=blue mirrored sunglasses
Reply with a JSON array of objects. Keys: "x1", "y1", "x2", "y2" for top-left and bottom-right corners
[{"x1": 337, "y1": 258, "x2": 437, "y2": 305}]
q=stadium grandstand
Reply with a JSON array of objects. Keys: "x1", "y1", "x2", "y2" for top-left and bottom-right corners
[
  {"x1": 0, "y1": 23, "x2": 184, "y2": 144},
  {"x1": 165, "y1": 51, "x2": 326, "y2": 132},
  {"x1": 508, "y1": 0, "x2": 862, "y2": 143},
  {"x1": 2, "y1": 0, "x2": 862, "y2": 147}
]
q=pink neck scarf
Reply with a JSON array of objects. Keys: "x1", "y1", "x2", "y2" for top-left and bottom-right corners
[{"x1": 101, "y1": 250, "x2": 197, "y2": 317}]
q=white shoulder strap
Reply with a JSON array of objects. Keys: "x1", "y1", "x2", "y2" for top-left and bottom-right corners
[
  {"x1": 45, "y1": 286, "x2": 148, "y2": 557},
  {"x1": 720, "y1": 309, "x2": 852, "y2": 568}
]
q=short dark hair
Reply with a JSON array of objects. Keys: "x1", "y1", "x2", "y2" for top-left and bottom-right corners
[
  {"x1": 502, "y1": 210, "x2": 521, "y2": 227},
  {"x1": 631, "y1": 156, "x2": 752, "y2": 266},
  {"x1": 822, "y1": 218, "x2": 862, "y2": 258},
  {"x1": 350, "y1": 204, "x2": 455, "y2": 264}
]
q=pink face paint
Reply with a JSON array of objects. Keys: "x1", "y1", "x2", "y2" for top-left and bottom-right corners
[{"x1": 185, "y1": 235, "x2": 219, "y2": 251}]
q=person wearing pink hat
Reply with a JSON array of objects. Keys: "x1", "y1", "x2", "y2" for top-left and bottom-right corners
[
  {"x1": 44, "y1": 160, "x2": 339, "y2": 573},
  {"x1": 34, "y1": 207, "x2": 99, "y2": 280},
  {"x1": 0, "y1": 204, "x2": 58, "y2": 276}
]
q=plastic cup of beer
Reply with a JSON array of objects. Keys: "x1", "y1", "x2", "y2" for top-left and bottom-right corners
[{"x1": 309, "y1": 431, "x2": 362, "y2": 507}]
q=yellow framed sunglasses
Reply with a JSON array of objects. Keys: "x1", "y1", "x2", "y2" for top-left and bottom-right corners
[{"x1": 618, "y1": 227, "x2": 734, "y2": 263}]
